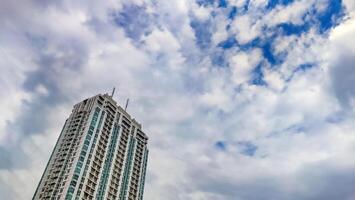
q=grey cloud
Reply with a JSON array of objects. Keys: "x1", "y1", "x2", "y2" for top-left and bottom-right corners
[
  {"x1": 0, "y1": 178, "x2": 18, "y2": 200},
  {"x1": 8, "y1": 33, "x2": 88, "y2": 136},
  {"x1": 0, "y1": 146, "x2": 29, "y2": 169},
  {"x1": 1, "y1": 30, "x2": 89, "y2": 169},
  {"x1": 187, "y1": 159, "x2": 355, "y2": 200},
  {"x1": 188, "y1": 166, "x2": 287, "y2": 200},
  {"x1": 299, "y1": 163, "x2": 355, "y2": 200},
  {"x1": 331, "y1": 50, "x2": 355, "y2": 110},
  {"x1": 111, "y1": 4, "x2": 154, "y2": 41}
]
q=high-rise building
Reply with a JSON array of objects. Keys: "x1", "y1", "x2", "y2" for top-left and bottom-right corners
[{"x1": 33, "y1": 93, "x2": 149, "y2": 200}]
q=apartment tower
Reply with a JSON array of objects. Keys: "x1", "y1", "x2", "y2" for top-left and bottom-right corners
[{"x1": 33, "y1": 93, "x2": 149, "y2": 200}]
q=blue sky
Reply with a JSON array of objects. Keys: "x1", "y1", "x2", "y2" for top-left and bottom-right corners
[{"x1": 1, "y1": 0, "x2": 355, "y2": 199}]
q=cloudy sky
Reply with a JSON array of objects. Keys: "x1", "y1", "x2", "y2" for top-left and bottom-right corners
[{"x1": 1, "y1": 0, "x2": 355, "y2": 199}]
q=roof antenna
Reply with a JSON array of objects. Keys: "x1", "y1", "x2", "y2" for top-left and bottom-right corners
[
  {"x1": 125, "y1": 98, "x2": 129, "y2": 111},
  {"x1": 111, "y1": 87, "x2": 116, "y2": 97}
]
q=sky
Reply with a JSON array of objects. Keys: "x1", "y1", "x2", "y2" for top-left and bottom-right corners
[{"x1": 1, "y1": 0, "x2": 355, "y2": 199}]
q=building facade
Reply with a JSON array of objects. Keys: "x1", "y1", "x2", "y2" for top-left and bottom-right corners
[{"x1": 33, "y1": 94, "x2": 149, "y2": 200}]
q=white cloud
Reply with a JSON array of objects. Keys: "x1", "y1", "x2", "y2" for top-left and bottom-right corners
[
  {"x1": 1, "y1": 0, "x2": 355, "y2": 200},
  {"x1": 192, "y1": 3, "x2": 212, "y2": 21},
  {"x1": 200, "y1": 84, "x2": 232, "y2": 111},
  {"x1": 230, "y1": 48, "x2": 263, "y2": 85},
  {"x1": 211, "y1": 15, "x2": 229, "y2": 45},
  {"x1": 229, "y1": 0, "x2": 248, "y2": 8},
  {"x1": 266, "y1": 0, "x2": 313, "y2": 26},
  {"x1": 343, "y1": 0, "x2": 355, "y2": 12},
  {"x1": 329, "y1": 16, "x2": 355, "y2": 52},
  {"x1": 263, "y1": 69, "x2": 285, "y2": 91},
  {"x1": 232, "y1": 14, "x2": 262, "y2": 44}
]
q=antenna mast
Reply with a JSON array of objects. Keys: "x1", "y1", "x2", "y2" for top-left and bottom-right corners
[
  {"x1": 125, "y1": 98, "x2": 129, "y2": 111},
  {"x1": 111, "y1": 87, "x2": 116, "y2": 97}
]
